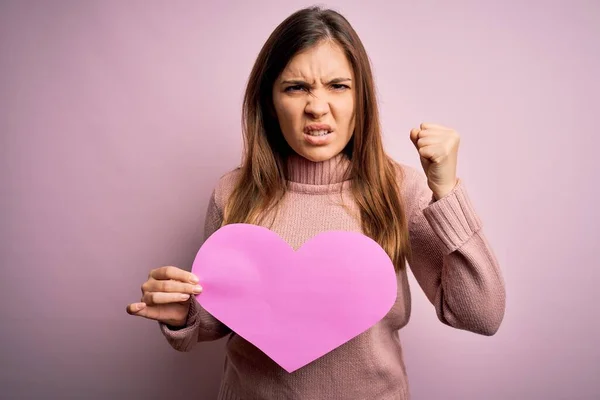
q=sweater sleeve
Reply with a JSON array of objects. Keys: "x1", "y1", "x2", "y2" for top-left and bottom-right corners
[
  {"x1": 405, "y1": 170, "x2": 506, "y2": 336},
  {"x1": 158, "y1": 190, "x2": 232, "y2": 351}
]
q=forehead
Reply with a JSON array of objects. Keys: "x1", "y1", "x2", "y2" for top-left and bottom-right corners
[{"x1": 279, "y1": 40, "x2": 353, "y2": 81}]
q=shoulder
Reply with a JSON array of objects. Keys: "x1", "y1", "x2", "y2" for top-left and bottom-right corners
[
  {"x1": 391, "y1": 160, "x2": 420, "y2": 181},
  {"x1": 389, "y1": 159, "x2": 428, "y2": 193},
  {"x1": 211, "y1": 167, "x2": 243, "y2": 212}
]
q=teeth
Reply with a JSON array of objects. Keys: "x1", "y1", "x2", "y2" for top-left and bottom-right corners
[{"x1": 308, "y1": 129, "x2": 330, "y2": 136}]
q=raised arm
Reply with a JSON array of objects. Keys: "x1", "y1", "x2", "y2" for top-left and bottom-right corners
[{"x1": 405, "y1": 169, "x2": 506, "y2": 336}]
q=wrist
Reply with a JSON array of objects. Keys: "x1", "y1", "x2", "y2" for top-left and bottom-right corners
[{"x1": 432, "y1": 179, "x2": 458, "y2": 200}]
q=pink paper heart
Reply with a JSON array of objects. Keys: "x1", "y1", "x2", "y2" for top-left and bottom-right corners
[{"x1": 191, "y1": 223, "x2": 397, "y2": 373}]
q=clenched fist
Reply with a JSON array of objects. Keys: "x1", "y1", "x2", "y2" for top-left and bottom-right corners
[
  {"x1": 410, "y1": 123, "x2": 460, "y2": 199},
  {"x1": 126, "y1": 266, "x2": 203, "y2": 327}
]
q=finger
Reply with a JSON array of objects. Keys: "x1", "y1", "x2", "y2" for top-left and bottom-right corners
[
  {"x1": 416, "y1": 136, "x2": 438, "y2": 148},
  {"x1": 150, "y1": 266, "x2": 199, "y2": 284},
  {"x1": 420, "y1": 122, "x2": 449, "y2": 131},
  {"x1": 418, "y1": 145, "x2": 438, "y2": 161},
  {"x1": 409, "y1": 128, "x2": 420, "y2": 147},
  {"x1": 416, "y1": 128, "x2": 443, "y2": 139},
  {"x1": 141, "y1": 292, "x2": 191, "y2": 306},
  {"x1": 143, "y1": 279, "x2": 203, "y2": 295},
  {"x1": 126, "y1": 302, "x2": 147, "y2": 315},
  {"x1": 414, "y1": 128, "x2": 445, "y2": 145}
]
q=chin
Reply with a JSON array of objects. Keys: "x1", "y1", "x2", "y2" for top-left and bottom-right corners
[{"x1": 296, "y1": 146, "x2": 342, "y2": 163}]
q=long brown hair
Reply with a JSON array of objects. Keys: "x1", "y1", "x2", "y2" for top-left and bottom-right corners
[{"x1": 223, "y1": 6, "x2": 411, "y2": 272}]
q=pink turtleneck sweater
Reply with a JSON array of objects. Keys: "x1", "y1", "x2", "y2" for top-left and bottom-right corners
[{"x1": 159, "y1": 154, "x2": 506, "y2": 400}]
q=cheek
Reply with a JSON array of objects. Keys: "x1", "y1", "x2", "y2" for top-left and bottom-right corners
[
  {"x1": 277, "y1": 100, "x2": 303, "y2": 129},
  {"x1": 336, "y1": 98, "x2": 355, "y2": 132}
]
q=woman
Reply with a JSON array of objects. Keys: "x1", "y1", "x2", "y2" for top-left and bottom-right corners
[{"x1": 126, "y1": 6, "x2": 505, "y2": 399}]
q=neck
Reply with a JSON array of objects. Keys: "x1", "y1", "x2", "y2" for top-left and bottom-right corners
[{"x1": 285, "y1": 152, "x2": 351, "y2": 186}]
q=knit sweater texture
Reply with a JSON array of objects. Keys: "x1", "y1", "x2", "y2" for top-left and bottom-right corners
[{"x1": 159, "y1": 153, "x2": 506, "y2": 399}]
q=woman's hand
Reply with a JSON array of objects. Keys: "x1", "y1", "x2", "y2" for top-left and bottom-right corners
[
  {"x1": 410, "y1": 122, "x2": 460, "y2": 200},
  {"x1": 126, "y1": 266, "x2": 203, "y2": 327}
]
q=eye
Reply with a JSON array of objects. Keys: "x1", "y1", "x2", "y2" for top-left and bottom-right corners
[
  {"x1": 331, "y1": 84, "x2": 350, "y2": 91},
  {"x1": 284, "y1": 85, "x2": 307, "y2": 92}
]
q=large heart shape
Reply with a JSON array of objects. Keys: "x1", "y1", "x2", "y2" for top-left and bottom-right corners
[{"x1": 191, "y1": 223, "x2": 397, "y2": 373}]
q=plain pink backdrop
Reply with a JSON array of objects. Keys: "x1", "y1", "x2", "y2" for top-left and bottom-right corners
[{"x1": 1, "y1": 0, "x2": 598, "y2": 399}]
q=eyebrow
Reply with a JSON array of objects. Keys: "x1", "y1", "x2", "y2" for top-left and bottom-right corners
[{"x1": 281, "y1": 77, "x2": 352, "y2": 85}]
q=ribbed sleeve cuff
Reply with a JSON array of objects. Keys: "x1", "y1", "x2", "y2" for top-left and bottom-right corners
[{"x1": 423, "y1": 180, "x2": 482, "y2": 254}]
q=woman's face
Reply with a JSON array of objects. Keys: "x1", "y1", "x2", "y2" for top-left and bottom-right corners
[{"x1": 272, "y1": 40, "x2": 356, "y2": 162}]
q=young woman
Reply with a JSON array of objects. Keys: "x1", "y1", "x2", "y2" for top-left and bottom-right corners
[{"x1": 127, "y1": 6, "x2": 506, "y2": 399}]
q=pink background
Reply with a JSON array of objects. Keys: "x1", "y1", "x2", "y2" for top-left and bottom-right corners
[{"x1": 1, "y1": 1, "x2": 598, "y2": 399}]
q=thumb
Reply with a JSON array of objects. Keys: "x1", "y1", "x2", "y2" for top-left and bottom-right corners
[
  {"x1": 126, "y1": 303, "x2": 167, "y2": 322},
  {"x1": 126, "y1": 302, "x2": 158, "y2": 320}
]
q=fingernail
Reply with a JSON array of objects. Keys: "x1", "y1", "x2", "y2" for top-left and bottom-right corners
[
  {"x1": 193, "y1": 285, "x2": 203, "y2": 293},
  {"x1": 137, "y1": 303, "x2": 146, "y2": 311},
  {"x1": 190, "y1": 274, "x2": 199, "y2": 283},
  {"x1": 180, "y1": 294, "x2": 190, "y2": 301}
]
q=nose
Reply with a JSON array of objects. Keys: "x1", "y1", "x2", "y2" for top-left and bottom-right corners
[{"x1": 304, "y1": 93, "x2": 329, "y2": 119}]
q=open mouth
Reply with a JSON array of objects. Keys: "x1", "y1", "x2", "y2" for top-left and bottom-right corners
[{"x1": 306, "y1": 129, "x2": 331, "y2": 137}]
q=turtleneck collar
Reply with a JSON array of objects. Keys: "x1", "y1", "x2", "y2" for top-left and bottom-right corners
[{"x1": 284, "y1": 152, "x2": 352, "y2": 193}]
